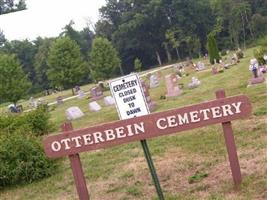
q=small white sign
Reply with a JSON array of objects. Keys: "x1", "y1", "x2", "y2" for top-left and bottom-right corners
[{"x1": 110, "y1": 73, "x2": 150, "y2": 120}]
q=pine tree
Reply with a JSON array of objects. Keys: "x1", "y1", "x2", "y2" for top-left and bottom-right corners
[
  {"x1": 207, "y1": 33, "x2": 220, "y2": 65},
  {"x1": 0, "y1": 54, "x2": 31, "y2": 105}
]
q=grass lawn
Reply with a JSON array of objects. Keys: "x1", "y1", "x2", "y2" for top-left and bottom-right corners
[{"x1": 0, "y1": 47, "x2": 266, "y2": 200}]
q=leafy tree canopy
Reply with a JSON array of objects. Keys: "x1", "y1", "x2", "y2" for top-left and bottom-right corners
[
  {"x1": 89, "y1": 37, "x2": 121, "y2": 82},
  {"x1": 47, "y1": 37, "x2": 88, "y2": 91},
  {"x1": 0, "y1": 54, "x2": 31, "y2": 105}
]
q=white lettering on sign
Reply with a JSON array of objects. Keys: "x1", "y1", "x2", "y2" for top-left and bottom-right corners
[
  {"x1": 50, "y1": 102, "x2": 243, "y2": 152},
  {"x1": 50, "y1": 122, "x2": 145, "y2": 152},
  {"x1": 155, "y1": 103, "x2": 242, "y2": 130},
  {"x1": 109, "y1": 74, "x2": 150, "y2": 120}
]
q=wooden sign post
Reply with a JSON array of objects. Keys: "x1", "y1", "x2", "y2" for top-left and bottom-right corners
[
  {"x1": 43, "y1": 90, "x2": 252, "y2": 200},
  {"x1": 216, "y1": 90, "x2": 242, "y2": 185},
  {"x1": 61, "y1": 123, "x2": 90, "y2": 200}
]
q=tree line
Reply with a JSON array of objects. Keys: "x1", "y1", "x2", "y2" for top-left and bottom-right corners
[{"x1": 0, "y1": 0, "x2": 267, "y2": 104}]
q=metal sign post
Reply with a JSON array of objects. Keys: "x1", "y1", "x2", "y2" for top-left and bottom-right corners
[{"x1": 109, "y1": 74, "x2": 165, "y2": 200}]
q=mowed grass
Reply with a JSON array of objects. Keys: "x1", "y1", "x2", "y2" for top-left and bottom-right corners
[{"x1": 0, "y1": 47, "x2": 267, "y2": 200}]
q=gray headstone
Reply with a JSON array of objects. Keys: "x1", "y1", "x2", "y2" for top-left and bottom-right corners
[
  {"x1": 65, "y1": 106, "x2": 84, "y2": 120},
  {"x1": 89, "y1": 101, "x2": 102, "y2": 112}
]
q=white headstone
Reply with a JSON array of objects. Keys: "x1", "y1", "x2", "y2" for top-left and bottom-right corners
[
  {"x1": 188, "y1": 77, "x2": 201, "y2": 88},
  {"x1": 77, "y1": 90, "x2": 85, "y2": 99},
  {"x1": 196, "y1": 62, "x2": 205, "y2": 71},
  {"x1": 149, "y1": 74, "x2": 160, "y2": 88},
  {"x1": 104, "y1": 96, "x2": 115, "y2": 106},
  {"x1": 65, "y1": 106, "x2": 84, "y2": 120},
  {"x1": 89, "y1": 101, "x2": 102, "y2": 112}
]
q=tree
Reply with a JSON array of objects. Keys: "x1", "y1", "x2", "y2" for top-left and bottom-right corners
[
  {"x1": 2, "y1": 39, "x2": 37, "y2": 91},
  {"x1": 207, "y1": 33, "x2": 220, "y2": 64},
  {"x1": 251, "y1": 13, "x2": 267, "y2": 37},
  {"x1": 0, "y1": 0, "x2": 26, "y2": 15},
  {"x1": 0, "y1": 29, "x2": 6, "y2": 46},
  {"x1": 0, "y1": 54, "x2": 31, "y2": 105},
  {"x1": 134, "y1": 58, "x2": 142, "y2": 72},
  {"x1": 47, "y1": 37, "x2": 87, "y2": 95},
  {"x1": 89, "y1": 37, "x2": 121, "y2": 82},
  {"x1": 34, "y1": 37, "x2": 54, "y2": 90}
]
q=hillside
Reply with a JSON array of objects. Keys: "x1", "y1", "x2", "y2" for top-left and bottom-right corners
[{"x1": 0, "y1": 47, "x2": 266, "y2": 200}]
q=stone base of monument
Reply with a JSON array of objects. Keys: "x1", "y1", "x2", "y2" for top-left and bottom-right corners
[
  {"x1": 91, "y1": 95, "x2": 104, "y2": 101},
  {"x1": 250, "y1": 76, "x2": 265, "y2": 85},
  {"x1": 166, "y1": 87, "x2": 183, "y2": 97}
]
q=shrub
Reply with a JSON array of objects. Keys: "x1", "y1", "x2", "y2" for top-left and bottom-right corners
[
  {"x1": 0, "y1": 106, "x2": 55, "y2": 136},
  {"x1": 0, "y1": 131, "x2": 58, "y2": 187},
  {"x1": 220, "y1": 50, "x2": 227, "y2": 56},
  {"x1": 24, "y1": 105, "x2": 55, "y2": 136},
  {"x1": 236, "y1": 50, "x2": 244, "y2": 59},
  {"x1": 254, "y1": 47, "x2": 267, "y2": 65},
  {"x1": 134, "y1": 58, "x2": 142, "y2": 72}
]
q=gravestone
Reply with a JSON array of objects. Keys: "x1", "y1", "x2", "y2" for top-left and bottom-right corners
[
  {"x1": 56, "y1": 96, "x2": 64, "y2": 105},
  {"x1": 74, "y1": 85, "x2": 80, "y2": 93},
  {"x1": 196, "y1": 62, "x2": 205, "y2": 71},
  {"x1": 90, "y1": 86, "x2": 103, "y2": 101},
  {"x1": 65, "y1": 107, "x2": 84, "y2": 120},
  {"x1": 89, "y1": 101, "x2": 102, "y2": 112},
  {"x1": 104, "y1": 96, "x2": 115, "y2": 106},
  {"x1": 29, "y1": 97, "x2": 38, "y2": 108},
  {"x1": 188, "y1": 77, "x2": 201, "y2": 89},
  {"x1": 77, "y1": 90, "x2": 85, "y2": 99},
  {"x1": 165, "y1": 74, "x2": 182, "y2": 97},
  {"x1": 141, "y1": 80, "x2": 156, "y2": 111},
  {"x1": 263, "y1": 53, "x2": 267, "y2": 63},
  {"x1": 149, "y1": 74, "x2": 160, "y2": 88},
  {"x1": 212, "y1": 66, "x2": 218, "y2": 75},
  {"x1": 249, "y1": 58, "x2": 265, "y2": 84},
  {"x1": 156, "y1": 71, "x2": 162, "y2": 80}
]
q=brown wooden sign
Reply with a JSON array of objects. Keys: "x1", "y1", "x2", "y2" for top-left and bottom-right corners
[{"x1": 44, "y1": 94, "x2": 251, "y2": 158}]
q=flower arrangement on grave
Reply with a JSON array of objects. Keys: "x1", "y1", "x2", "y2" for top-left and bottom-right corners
[{"x1": 249, "y1": 58, "x2": 259, "y2": 78}]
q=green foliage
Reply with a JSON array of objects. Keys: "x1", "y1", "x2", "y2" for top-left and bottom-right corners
[
  {"x1": 236, "y1": 49, "x2": 244, "y2": 59},
  {"x1": 253, "y1": 48, "x2": 267, "y2": 65},
  {"x1": 220, "y1": 50, "x2": 227, "y2": 56},
  {"x1": 0, "y1": 106, "x2": 55, "y2": 136},
  {"x1": 34, "y1": 37, "x2": 54, "y2": 90},
  {"x1": 0, "y1": 0, "x2": 26, "y2": 15},
  {"x1": 0, "y1": 54, "x2": 31, "y2": 105},
  {"x1": 134, "y1": 58, "x2": 142, "y2": 72},
  {"x1": 2, "y1": 39, "x2": 37, "y2": 92},
  {"x1": 0, "y1": 131, "x2": 57, "y2": 187},
  {"x1": 188, "y1": 171, "x2": 208, "y2": 184},
  {"x1": 207, "y1": 33, "x2": 220, "y2": 64},
  {"x1": 251, "y1": 14, "x2": 267, "y2": 37},
  {"x1": 89, "y1": 37, "x2": 121, "y2": 81},
  {"x1": 47, "y1": 37, "x2": 88, "y2": 90}
]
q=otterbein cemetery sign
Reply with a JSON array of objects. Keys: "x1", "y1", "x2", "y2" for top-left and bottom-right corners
[{"x1": 43, "y1": 90, "x2": 252, "y2": 200}]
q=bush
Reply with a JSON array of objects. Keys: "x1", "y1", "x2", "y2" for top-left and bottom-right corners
[
  {"x1": 0, "y1": 131, "x2": 58, "y2": 187},
  {"x1": 24, "y1": 105, "x2": 55, "y2": 136},
  {"x1": 0, "y1": 106, "x2": 55, "y2": 136},
  {"x1": 134, "y1": 58, "x2": 142, "y2": 72},
  {"x1": 254, "y1": 47, "x2": 267, "y2": 65},
  {"x1": 220, "y1": 50, "x2": 227, "y2": 56},
  {"x1": 236, "y1": 49, "x2": 244, "y2": 59}
]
